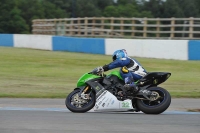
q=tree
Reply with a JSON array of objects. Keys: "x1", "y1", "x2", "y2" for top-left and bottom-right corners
[
  {"x1": 75, "y1": 0, "x2": 101, "y2": 17},
  {"x1": 176, "y1": 0, "x2": 199, "y2": 17},
  {"x1": 163, "y1": 0, "x2": 184, "y2": 18},
  {"x1": 0, "y1": 0, "x2": 29, "y2": 33},
  {"x1": 194, "y1": 0, "x2": 200, "y2": 16},
  {"x1": 103, "y1": 1, "x2": 152, "y2": 18},
  {"x1": 17, "y1": 0, "x2": 45, "y2": 31},
  {"x1": 103, "y1": 6, "x2": 119, "y2": 17},
  {"x1": 9, "y1": 7, "x2": 29, "y2": 33},
  {"x1": 1, "y1": 0, "x2": 200, "y2": 34},
  {"x1": 17, "y1": 0, "x2": 68, "y2": 33},
  {"x1": 96, "y1": 0, "x2": 114, "y2": 11},
  {"x1": 117, "y1": 4, "x2": 139, "y2": 17},
  {"x1": 139, "y1": 0, "x2": 165, "y2": 18},
  {"x1": 42, "y1": 0, "x2": 69, "y2": 18},
  {"x1": 47, "y1": 0, "x2": 71, "y2": 16}
]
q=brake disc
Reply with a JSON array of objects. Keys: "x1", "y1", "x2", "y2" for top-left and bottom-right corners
[{"x1": 71, "y1": 94, "x2": 88, "y2": 105}]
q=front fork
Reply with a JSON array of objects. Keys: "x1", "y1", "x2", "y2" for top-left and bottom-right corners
[
  {"x1": 77, "y1": 81, "x2": 106, "y2": 100},
  {"x1": 77, "y1": 86, "x2": 92, "y2": 100}
]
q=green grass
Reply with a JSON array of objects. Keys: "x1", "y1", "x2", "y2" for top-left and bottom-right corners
[{"x1": 0, "y1": 47, "x2": 200, "y2": 98}]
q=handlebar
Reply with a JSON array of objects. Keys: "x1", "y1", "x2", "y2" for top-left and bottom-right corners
[{"x1": 89, "y1": 67, "x2": 105, "y2": 77}]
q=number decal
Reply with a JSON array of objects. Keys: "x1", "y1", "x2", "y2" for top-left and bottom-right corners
[{"x1": 122, "y1": 102, "x2": 130, "y2": 108}]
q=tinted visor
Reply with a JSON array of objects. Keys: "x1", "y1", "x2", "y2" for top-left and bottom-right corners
[{"x1": 112, "y1": 55, "x2": 116, "y2": 61}]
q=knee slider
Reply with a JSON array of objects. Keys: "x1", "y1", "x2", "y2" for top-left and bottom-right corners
[{"x1": 121, "y1": 66, "x2": 129, "y2": 74}]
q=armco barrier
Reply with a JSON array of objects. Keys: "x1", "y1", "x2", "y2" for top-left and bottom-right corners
[
  {"x1": 52, "y1": 36, "x2": 105, "y2": 54},
  {"x1": 0, "y1": 34, "x2": 199, "y2": 60},
  {"x1": 0, "y1": 34, "x2": 14, "y2": 47},
  {"x1": 105, "y1": 39, "x2": 188, "y2": 60},
  {"x1": 14, "y1": 34, "x2": 52, "y2": 50},
  {"x1": 188, "y1": 40, "x2": 200, "y2": 60}
]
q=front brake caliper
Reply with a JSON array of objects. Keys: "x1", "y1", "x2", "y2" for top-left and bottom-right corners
[{"x1": 80, "y1": 92, "x2": 90, "y2": 100}]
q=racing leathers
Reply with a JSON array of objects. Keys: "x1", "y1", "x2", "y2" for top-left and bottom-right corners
[{"x1": 103, "y1": 57, "x2": 147, "y2": 93}]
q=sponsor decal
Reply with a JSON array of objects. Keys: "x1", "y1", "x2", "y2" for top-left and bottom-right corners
[
  {"x1": 95, "y1": 86, "x2": 100, "y2": 91},
  {"x1": 107, "y1": 103, "x2": 110, "y2": 107},
  {"x1": 105, "y1": 98, "x2": 109, "y2": 103},
  {"x1": 102, "y1": 97, "x2": 106, "y2": 101},
  {"x1": 109, "y1": 98, "x2": 113, "y2": 102},
  {"x1": 111, "y1": 100, "x2": 115, "y2": 105},
  {"x1": 96, "y1": 90, "x2": 107, "y2": 101},
  {"x1": 95, "y1": 104, "x2": 99, "y2": 109},
  {"x1": 140, "y1": 90, "x2": 149, "y2": 94},
  {"x1": 153, "y1": 79, "x2": 158, "y2": 84},
  {"x1": 97, "y1": 96, "x2": 107, "y2": 106},
  {"x1": 98, "y1": 101, "x2": 102, "y2": 106},
  {"x1": 102, "y1": 103, "x2": 105, "y2": 107}
]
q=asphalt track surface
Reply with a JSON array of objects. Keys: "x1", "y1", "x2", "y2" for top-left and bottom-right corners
[{"x1": 0, "y1": 98, "x2": 200, "y2": 133}]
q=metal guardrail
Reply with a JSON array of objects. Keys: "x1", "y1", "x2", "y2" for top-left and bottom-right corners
[{"x1": 32, "y1": 17, "x2": 200, "y2": 39}]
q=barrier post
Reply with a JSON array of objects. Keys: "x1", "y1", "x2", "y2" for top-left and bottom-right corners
[
  {"x1": 110, "y1": 17, "x2": 114, "y2": 37},
  {"x1": 92, "y1": 17, "x2": 96, "y2": 36},
  {"x1": 189, "y1": 17, "x2": 194, "y2": 39},
  {"x1": 170, "y1": 17, "x2": 175, "y2": 38},
  {"x1": 120, "y1": 17, "x2": 124, "y2": 37},
  {"x1": 131, "y1": 18, "x2": 135, "y2": 37},
  {"x1": 101, "y1": 17, "x2": 105, "y2": 36},
  {"x1": 84, "y1": 17, "x2": 88, "y2": 36},
  {"x1": 156, "y1": 18, "x2": 160, "y2": 37},
  {"x1": 77, "y1": 18, "x2": 81, "y2": 35},
  {"x1": 70, "y1": 19, "x2": 74, "y2": 36},
  {"x1": 143, "y1": 17, "x2": 147, "y2": 38}
]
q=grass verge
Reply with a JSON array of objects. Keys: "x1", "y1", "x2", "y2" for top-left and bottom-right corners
[{"x1": 0, "y1": 47, "x2": 200, "y2": 98}]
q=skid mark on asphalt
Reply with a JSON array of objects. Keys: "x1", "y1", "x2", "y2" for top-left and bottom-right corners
[{"x1": 0, "y1": 107, "x2": 200, "y2": 115}]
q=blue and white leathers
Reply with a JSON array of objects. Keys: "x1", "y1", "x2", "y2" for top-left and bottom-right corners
[{"x1": 107, "y1": 57, "x2": 147, "y2": 82}]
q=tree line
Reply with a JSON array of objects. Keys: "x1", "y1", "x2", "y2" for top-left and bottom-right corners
[{"x1": 0, "y1": 0, "x2": 200, "y2": 34}]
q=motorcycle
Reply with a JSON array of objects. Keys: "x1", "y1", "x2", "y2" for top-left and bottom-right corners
[{"x1": 65, "y1": 68, "x2": 171, "y2": 114}]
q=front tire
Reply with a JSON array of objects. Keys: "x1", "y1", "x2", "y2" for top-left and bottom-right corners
[
  {"x1": 65, "y1": 89, "x2": 96, "y2": 113},
  {"x1": 137, "y1": 87, "x2": 171, "y2": 114}
]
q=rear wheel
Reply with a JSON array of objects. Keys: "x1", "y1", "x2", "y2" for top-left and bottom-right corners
[
  {"x1": 137, "y1": 87, "x2": 171, "y2": 114},
  {"x1": 65, "y1": 89, "x2": 95, "y2": 113}
]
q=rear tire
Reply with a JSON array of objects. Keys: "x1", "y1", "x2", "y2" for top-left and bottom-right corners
[
  {"x1": 65, "y1": 89, "x2": 95, "y2": 113},
  {"x1": 137, "y1": 87, "x2": 171, "y2": 114}
]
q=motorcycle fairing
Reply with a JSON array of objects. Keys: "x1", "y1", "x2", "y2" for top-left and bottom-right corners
[
  {"x1": 107, "y1": 71, "x2": 123, "y2": 80},
  {"x1": 77, "y1": 73, "x2": 101, "y2": 87},
  {"x1": 138, "y1": 72, "x2": 171, "y2": 86},
  {"x1": 91, "y1": 90, "x2": 134, "y2": 112}
]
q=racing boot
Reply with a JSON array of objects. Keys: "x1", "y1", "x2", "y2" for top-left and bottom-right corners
[
  {"x1": 123, "y1": 77, "x2": 154, "y2": 97},
  {"x1": 123, "y1": 77, "x2": 139, "y2": 94},
  {"x1": 124, "y1": 82, "x2": 139, "y2": 94}
]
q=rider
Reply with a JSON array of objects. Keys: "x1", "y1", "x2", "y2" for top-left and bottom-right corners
[{"x1": 99, "y1": 49, "x2": 147, "y2": 94}]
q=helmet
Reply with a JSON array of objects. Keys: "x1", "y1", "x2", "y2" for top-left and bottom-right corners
[{"x1": 112, "y1": 49, "x2": 127, "y2": 61}]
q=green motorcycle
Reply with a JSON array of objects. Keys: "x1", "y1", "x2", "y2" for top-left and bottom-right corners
[{"x1": 65, "y1": 68, "x2": 171, "y2": 114}]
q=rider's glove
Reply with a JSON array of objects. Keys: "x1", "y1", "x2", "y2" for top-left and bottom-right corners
[
  {"x1": 102, "y1": 64, "x2": 109, "y2": 71},
  {"x1": 97, "y1": 66, "x2": 104, "y2": 73}
]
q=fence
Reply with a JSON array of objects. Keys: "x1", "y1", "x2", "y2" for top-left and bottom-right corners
[{"x1": 32, "y1": 17, "x2": 200, "y2": 39}]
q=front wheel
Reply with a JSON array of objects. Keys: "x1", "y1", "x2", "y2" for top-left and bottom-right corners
[
  {"x1": 65, "y1": 89, "x2": 96, "y2": 113},
  {"x1": 137, "y1": 87, "x2": 171, "y2": 114}
]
